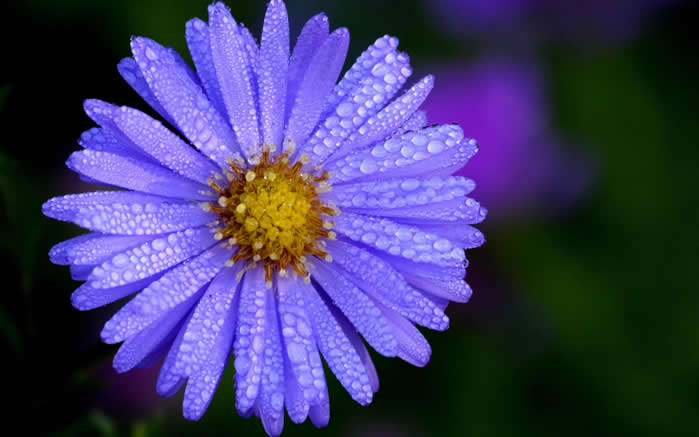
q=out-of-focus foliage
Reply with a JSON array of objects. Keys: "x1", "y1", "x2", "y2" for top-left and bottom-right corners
[{"x1": 1, "y1": 0, "x2": 697, "y2": 436}]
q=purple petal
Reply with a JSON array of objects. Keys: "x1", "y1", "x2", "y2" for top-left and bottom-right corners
[
  {"x1": 233, "y1": 267, "x2": 268, "y2": 415},
  {"x1": 304, "y1": 278, "x2": 375, "y2": 405},
  {"x1": 283, "y1": 359, "x2": 309, "y2": 424},
  {"x1": 326, "y1": 75, "x2": 434, "y2": 163},
  {"x1": 416, "y1": 222, "x2": 486, "y2": 249},
  {"x1": 83, "y1": 100, "x2": 219, "y2": 185},
  {"x1": 100, "y1": 246, "x2": 229, "y2": 344},
  {"x1": 130, "y1": 36, "x2": 240, "y2": 167},
  {"x1": 277, "y1": 278, "x2": 327, "y2": 407},
  {"x1": 332, "y1": 175, "x2": 476, "y2": 213},
  {"x1": 117, "y1": 57, "x2": 176, "y2": 126},
  {"x1": 113, "y1": 289, "x2": 200, "y2": 373},
  {"x1": 377, "y1": 300, "x2": 431, "y2": 367},
  {"x1": 181, "y1": 267, "x2": 240, "y2": 420},
  {"x1": 286, "y1": 13, "x2": 329, "y2": 126},
  {"x1": 401, "y1": 272, "x2": 473, "y2": 303},
  {"x1": 208, "y1": 3, "x2": 260, "y2": 157},
  {"x1": 396, "y1": 109, "x2": 427, "y2": 133},
  {"x1": 87, "y1": 228, "x2": 215, "y2": 289},
  {"x1": 71, "y1": 275, "x2": 164, "y2": 311},
  {"x1": 310, "y1": 260, "x2": 397, "y2": 357},
  {"x1": 42, "y1": 191, "x2": 216, "y2": 235},
  {"x1": 258, "y1": 0, "x2": 289, "y2": 148},
  {"x1": 70, "y1": 264, "x2": 94, "y2": 280},
  {"x1": 333, "y1": 212, "x2": 465, "y2": 267},
  {"x1": 49, "y1": 233, "x2": 154, "y2": 265},
  {"x1": 326, "y1": 240, "x2": 449, "y2": 331},
  {"x1": 156, "y1": 312, "x2": 193, "y2": 397},
  {"x1": 326, "y1": 125, "x2": 477, "y2": 184},
  {"x1": 66, "y1": 150, "x2": 212, "y2": 200},
  {"x1": 185, "y1": 18, "x2": 228, "y2": 119},
  {"x1": 285, "y1": 28, "x2": 349, "y2": 148},
  {"x1": 303, "y1": 44, "x2": 412, "y2": 166},
  {"x1": 258, "y1": 286, "x2": 286, "y2": 436},
  {"x1": 78, "y1": 127, "x2": 154, "y2": 163}
]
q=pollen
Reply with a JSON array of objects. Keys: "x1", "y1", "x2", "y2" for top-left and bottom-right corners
[{"x1": 206, "y1": 149, "x2": 338, "y2": 281}]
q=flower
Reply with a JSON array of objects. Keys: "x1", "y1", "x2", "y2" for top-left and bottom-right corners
[
  {"x1": 422, "y1": 59, "x2": 591, "y2": 219},
  {"x1": 42, "y1": 1, "x2": 485, "y2": 435}
]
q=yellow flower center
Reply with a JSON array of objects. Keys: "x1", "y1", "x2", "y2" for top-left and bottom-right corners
[{"x1": 205, "y1": 150, "x2": 337, "y2": 284}]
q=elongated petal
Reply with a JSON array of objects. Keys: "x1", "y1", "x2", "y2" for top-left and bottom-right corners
[
  {"x1": 43, "y1": 191, "x2": 216, "y2": 235},
  {"x1": 326, "y1": 75, "x2": 434, "y2": 163},
  {"x1": 156, "y1": 312, "x2": 193, "y2": 397},
  {"x1": 101, "y1": 246, "x2": 229, "y2": 344},
  {"x1": 326, "y1": 240, "x2": 449, "y2": 330},
  {"x1": 285, "y1": 13, "x2": 329, "y2": 125},
  {"x1": 117, "y1": 57, "x2": 176, "y2": 126},
  {"x1": 277, "y1": 278, "x2": 327, "y2": 406},
  {"x1": 233, "y1": 267, "x2": 268, "y2": 415},
  {"x1": 87, "y1": 228, "x2": 214, "y2": 289},
  {"x1": 113, "y1": 289, "x2": 200, "y2": 373},
  {"x1": 49, "y1": 233, "x2": 153, "y2": 265},
  {"x1": 286, "y1": 28, "x2": 348, "y2": 150},
  {"x1": 377, "y1": 301, "x2": 431, "y2": 367},
  {"x1": 417, "y1": 222, "x2": 486, "y2": 248},
  {"x1": 181, "y1": 268, "x2": 240, "y2": 420},
  {"x1": 398, "y1": 110, "x2": 427, "y2": 133},
  {"x1": 326, "y1": 125, "x2": 478, "y2": 184},
  {"x1": 208, "y1": 2, "x2": 260, "y2": 157},
  {"x1": 305, "y1": 284, "x2": 375, "y2": 405},
  {"x1": 283, "y1": 359, "x2": 309, "y2": 424},
  {"x1": 258, "y1": 288, "x2": 286, "y2": 436},
  {"x1": 333, "y1": 211, "x2": 465, "y2": 267},
  {"x1": 66, "y1": 150, "x2": 212, "y2": 200},
  {"x1": 332, "y1": 175, "x2": 476, "y2": 212},
  {"x1": 310, "y1": 260, "x2": 397, "y2": 357},
  {"x1": 131, "y1": 36, "x2": 240, "y2": 166},
  {"x1": 78, "y1": 127, "x2": 154, "y2": 162},
  {"x1": 186, "y1": 18, "x2": 228, "y2": 118},
  {"x1": 402, "y1": 272, "x2": 473, "y2": 303},
  {"x1": 71, "y1": 275, "x2": 163, "y2": 311},
  {"x1": 84, "y1": 99, "x2": 219, "y2": 185},
  {"x1": 258, "y1": 0, "x2": 289, "y2": 148}
]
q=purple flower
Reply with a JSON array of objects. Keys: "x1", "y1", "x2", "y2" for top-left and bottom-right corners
[
  {"x1": 422, "y1": 59, "x2": 589, "y2": 219},
  {"x1": 42, "y1": 1, "x2": 485, "y2": 435}
]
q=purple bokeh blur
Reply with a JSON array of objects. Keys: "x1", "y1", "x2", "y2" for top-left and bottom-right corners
[
  {"x1": 422, "y1": 59, "x2": 591, "y2": 221},
  {"x1": 428, "y1": 0, "x2": 680, "y2": 45}
]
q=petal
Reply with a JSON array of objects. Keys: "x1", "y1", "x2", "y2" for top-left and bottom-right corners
[
  {"x1": 303, "y1": 43, "x2": 412, "y2": 166},
  {"x1": 326, "y1": 75, "x2": 434, "y2": 163},
  {"x1": 42, "y1": 191, "x2": 216, "y2": 235},
  {"x1": 70, "y1": 264, "x2": 94, "y2": 281},
  {"x1": 304, "y1": 283, "x2": 375, "y2": 405},
  {"x1": 333, "y1": 212, "x2": 465, "y2": 267},
  {"x1": 233, "y1": 267, "x2": 268, "y2": 415},
  {"x1": 258, "y1": 0, "x2": 289, "y2": 148},
  {"x1": 130, "y1": 36, "x2": 240, "y2": 167},
  {"x1": 396, "y1": 109, "x2": 427, "y2": 133},
  {"x1": 310, "y1": 260, "x2": 397, "y2": 357},
  {"x1": 258, "y1": 288, "x2": 286, "y2": 437},
  {"x1": 285, "y1": 28, "x2": 349, "y2": 148},
  {"x1": 49, "y1": 232, "x2": 154, "y2": 265},
  {"x1": 185, "y1": 18, "x2": 228, "y2": 118},
  {"x1": 156, "y1": 314, "x2": 192, "y2": 397},
  {"x1": 83, "y1": 99, "x2": 219, "y2": 185},
  {"x1": 417, "y1": 222, "x2": 486, "y2": 248},
  {"x1": 113, "y1": 290, "x2": 199, "y2": 373},
  {"x1": 78, "y1": 127, "x2": 154, "y2": 162},
  {"x1": 283, "y1": 359, "x2": 309, "y2": 424},
  {"x1": 71, "y1": 275, "x2": 162, "y2": 311},
  {"x1": 326, "y1": 125, "x2": 478, "y2": 184},
  {"x1": 117, "y1": 57, "x2": 176, "y2": 126},
  {"x1": 66, "y1": 150, "x2": 212, "y2": 200},
  {"x1": 326, "y1": 240, "x2": 449, "y2": 331},
  {"x1": 181, "y1": 267, "x2": 240, "y2": 420},
  {"x1": 87, "y1": 228, "x2": 215, "y2": 289},
  {"x1": 208, "y1": 2, "x2": 260, "y2": 157},
  {"x1": 100, "y1": 246, "x2": 229, "y2": 344},
  {"x1": 286, "y1": 13, "x2": 329, "y2": 125},
  {"x1": 277, "y1": 278, "x2": 327, "y2": 406},
  {"x1": 331, "y1": 175, "x2": 476, "y2": 212},
  {"x1": 377, "y1": 301, "x2": 431, "y2": 367},
  {"x1": 401, "y1": 272, "x2": 473, "y2": 303}
]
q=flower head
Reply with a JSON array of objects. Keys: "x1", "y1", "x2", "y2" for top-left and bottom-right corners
[{"x1": 43, "y1": 1, "x2": 485, "y2": 435}]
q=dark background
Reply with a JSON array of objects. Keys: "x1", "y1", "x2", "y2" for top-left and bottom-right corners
[{"x1": 1, "y1": 0, "x2": 698, "y2": 436}]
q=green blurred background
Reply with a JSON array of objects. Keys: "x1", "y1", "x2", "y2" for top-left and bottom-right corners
[{"x1": 1, "y1": 0, "x2": 697, "y2": 436}]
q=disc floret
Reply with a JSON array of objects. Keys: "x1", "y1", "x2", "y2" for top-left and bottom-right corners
[{"x1": 206, "y1": 149, "x2": 338, "y2": 283}]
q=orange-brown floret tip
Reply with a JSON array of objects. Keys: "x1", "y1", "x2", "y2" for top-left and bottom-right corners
[{"x1": 205, "y1": 149, "x2": 338, "y2": 281}]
